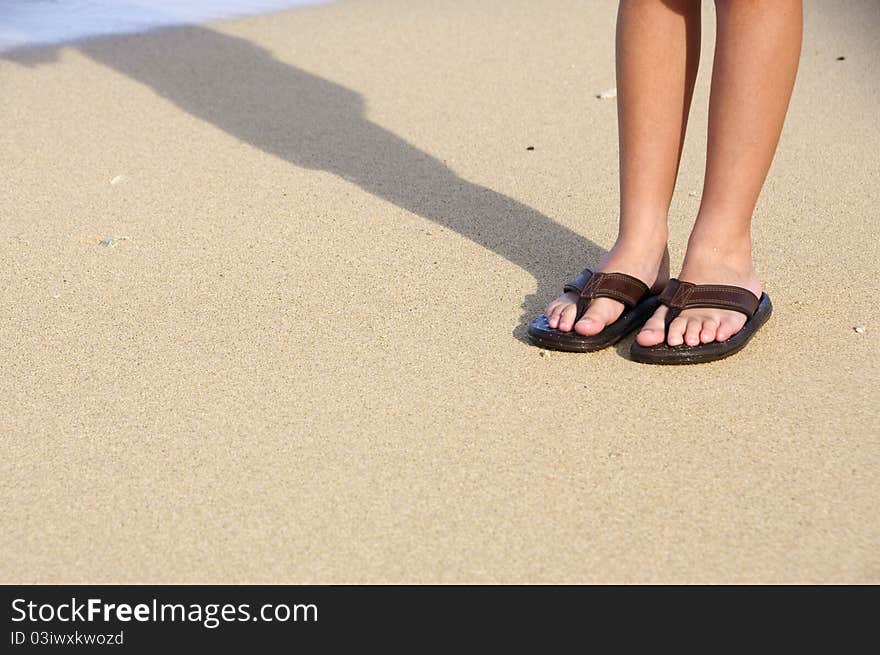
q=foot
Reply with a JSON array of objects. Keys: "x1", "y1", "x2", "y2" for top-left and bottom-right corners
[
  {"x1": 636, "y1": 234, "x2": 762, "y2": 347},
  {"x1": 545, "y1": 237, "x2": 669, "y2": 336}
]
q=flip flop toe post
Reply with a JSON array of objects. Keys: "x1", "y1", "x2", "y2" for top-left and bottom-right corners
[
  {"x1": 629, "y1": 279, "x2": 772, "y2": 365},
  {"x1": 528, "y1": 269, "x2": 660, "y2": 352}
]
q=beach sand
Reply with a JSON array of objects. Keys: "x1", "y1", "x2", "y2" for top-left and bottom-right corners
[{"x1": 1, "y1": 0, "x2": 877, "y2": 583}]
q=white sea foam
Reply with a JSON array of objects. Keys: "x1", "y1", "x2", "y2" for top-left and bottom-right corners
[{"x1": 0, "y1": 0, "x2": 332, "y2": 52}]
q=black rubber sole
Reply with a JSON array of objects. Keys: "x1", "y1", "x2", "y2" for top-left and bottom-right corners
[
  {"x1": 527, "y1": 295, "x2": 661, "y2": 353},
  {"x1": 629, "y1": 293, "x2": 772, "y2": 365}
]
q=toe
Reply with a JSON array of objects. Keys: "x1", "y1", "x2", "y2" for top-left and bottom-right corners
[
  {"x1": 666, "y1": 316, "x2": 688, "y2": 347},
  {"x1": 635, "y1": 328, "x2": 664, "y2": 347},
  {"x1": 556, "y1": 303, "x2": 578, "y2": 332},
  {"x1": 684, "y1": 318, "x2": 703, "y2": 347},
  {"x1": 700, "y1": 319, "x2": 718, "y2": 343},
  {"x1": 636, "y1": 306, "x2": 667, "y2": 347},
  {"x1": 573, "y1": 312, "x2": 603, "y2": 336},
  {"x1": 545, "y1": 302, "x2": 562, "y2": 328},
  {"x1": 574, "y1": 298, "x2": 622, "y2": 336},
  {"x1": 715, "y1": 313, "x2": 746, "y2": 342}
]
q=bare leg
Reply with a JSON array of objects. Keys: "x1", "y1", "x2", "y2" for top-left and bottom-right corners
[
  {"x1": 637, "y1": 0, "x2": 802, "y2": 347},
  {"x1": 546, "y1": 0, "x2": 701, "y2": 334}
]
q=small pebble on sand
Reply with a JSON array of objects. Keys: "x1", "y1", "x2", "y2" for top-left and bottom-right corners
[
  {"x1": 110, "y1": 175, "x2": 127, "y2": 185},
  {"x1": 853, "y1": 326, "x2": 865, "y2": 334},
  {"x1": 539, "y1": 350, "x2": 550, "y2": 358},
  {"x1": 596, "y1": 87, "x2": 616, "y2": 100}
]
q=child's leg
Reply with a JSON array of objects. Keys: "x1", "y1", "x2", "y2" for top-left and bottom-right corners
[
  {"x1": 546, "y1": 0, "x2": 700, "y2": 334},
  {"x1": 637, "y1": 0, "x2": 802, "y2": 347}
]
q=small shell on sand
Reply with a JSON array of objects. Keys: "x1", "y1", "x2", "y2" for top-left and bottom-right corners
[
  {"x1": 110, "y1": 175, "x2": 128, "y2": 185},
  {"x1": 596, "y1": 87, "x2": 617, "y2": 99},
  {"x1": 99, "y1": 236, "x2": 130, "y2": 248},
  {"x1": 853, "y1": 326, "x2": 866, "y2": 334}
]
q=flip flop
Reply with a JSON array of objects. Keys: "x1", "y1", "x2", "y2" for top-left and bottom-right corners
[
  {"x1": 528, "y1": 269, "x2": 660, "y2": 352},
  {"x1": 630, "y1": 279, "x2": 772, "y2": 365}
]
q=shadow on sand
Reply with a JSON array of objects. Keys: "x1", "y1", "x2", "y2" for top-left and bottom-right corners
[{"x1": 3, "y1": 25, "x2": 606, "y2": 341}]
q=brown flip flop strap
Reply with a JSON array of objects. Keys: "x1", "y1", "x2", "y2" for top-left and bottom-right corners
[
  {"x1": 659, "y1": 279, "x2": 761, "y2": 335},
  {"x1": 563, "y1": 269, "x2": 651, "y2": 321}
]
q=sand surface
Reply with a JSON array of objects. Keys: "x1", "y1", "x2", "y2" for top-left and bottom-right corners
[{"x1": 1, "y1": 0, "x2": 878, "y2": 583}]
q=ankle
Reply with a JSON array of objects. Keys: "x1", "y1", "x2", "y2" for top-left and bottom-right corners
[
  {"x1": 614, "y1": 225, "x2": 668, "y2": 252},
  {"x1": 687, "y1": 228, "x2": 751, "y2": 260},
  {"x1": 681, "y1": 232, "x2": 760, "y2": 288}
]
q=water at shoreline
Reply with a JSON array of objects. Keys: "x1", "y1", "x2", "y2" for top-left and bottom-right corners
[{"x1": 0, "y1": 0, "x2": 332, "y2": 52}]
